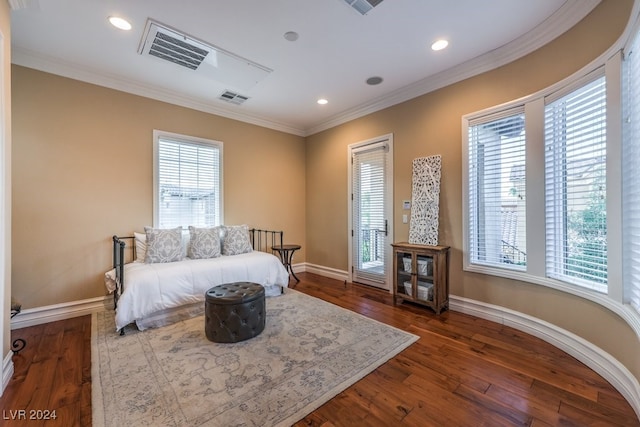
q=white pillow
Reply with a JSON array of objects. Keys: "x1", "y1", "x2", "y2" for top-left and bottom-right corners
[
  {"x1": 221, "y1": 224, "x2": 253, "y2": 255},
  {"x1": 133, "y1": 232, "x2": 147, "y2": 262},
  {"x1": 144, "y1": 226, "x2": 184, "y2": 263},
  {"x1": 188, "y1": 226, "x2": 222, "y2": 259}
]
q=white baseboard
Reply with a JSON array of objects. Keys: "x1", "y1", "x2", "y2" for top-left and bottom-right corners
[
  {"x1": 302, "y1": 262, "x2": 349, "y2": 282},
  {"x1": 1, "y1": 351, "x2": 13, "y2": 397},
  {"x1": 449, "y1": 295, "x2": 640, "y2": 420},
  {"x1": 10, "y1": 296, "x2": 112, "y2": 330}
]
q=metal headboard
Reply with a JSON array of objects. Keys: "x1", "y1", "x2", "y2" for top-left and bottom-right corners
[{"x1": 249, "y1": 228, "x2": 283, "y2": 253}]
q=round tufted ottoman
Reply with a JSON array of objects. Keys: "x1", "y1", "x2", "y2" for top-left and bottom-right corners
[{"x1": 204, "y1": 282, "x2": 266, "y2": 343}]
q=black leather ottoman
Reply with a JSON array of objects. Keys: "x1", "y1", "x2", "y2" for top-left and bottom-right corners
[{"x1": 205, "y1": 282, "x2": 265, "y2": 343}]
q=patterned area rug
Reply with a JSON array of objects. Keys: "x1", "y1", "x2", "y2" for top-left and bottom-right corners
[{"x1": 92, "y1": 289, "x2": 418, "y2": 427}]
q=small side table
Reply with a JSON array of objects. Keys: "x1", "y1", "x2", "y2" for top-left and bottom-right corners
[
  {"x1": 272, "y1": 244, "x2": 301, "y2": 283},
  {"x1": 10, "y1": 298, "x2": 26, "y2": 354}
]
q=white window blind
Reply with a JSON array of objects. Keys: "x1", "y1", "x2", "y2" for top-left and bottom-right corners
[
  {"x1": 544, "y1": 75, "x2": 607, "y2": 291},
  {"x1": 352, "y1": 142, "x2": 388, "y2": 284},
  {"x1": 467, "y1": 111, "x2": 527, "y2": 269},
  {"x1": 623, "y1": 37, "x2": 640, "y2": 312},
  {"x1": 155, "y1": 132, "x2": 222, "y2": 228}
]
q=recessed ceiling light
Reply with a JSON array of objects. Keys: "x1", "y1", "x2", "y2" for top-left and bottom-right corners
[
  {"x1": 366, "y1": 76, "x2": 383, "y2": 86},
  {"x1": 317, "y1": 98, "x2": 328, "y2": 105},
  {"x1": 431, "y1": 39, "x2": 449, "y2": 51},
  {"x1": 284, "y1": 31, "x2": 299, "y2": 42},
  {"x1": 109, "y1": 16, "x2": 132, "y2": 31}
]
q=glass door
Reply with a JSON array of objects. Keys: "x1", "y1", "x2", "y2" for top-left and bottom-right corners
[{"x1": 351, "y1": 137, "x2": 392, "y2": 289}]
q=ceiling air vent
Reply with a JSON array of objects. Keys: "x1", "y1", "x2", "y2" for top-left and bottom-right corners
[
  {"x1": 218, "y1": 90, "x2": 250, "y2": 105},
  {"x1": 138, "y1": 20, "x2": 213, "y2": 71},
  {"x1": 342, "y1": 0, "x2": 383, "y2": 15},
  {"x1": 147, "y1": 31, "x2": 208, "y2": 70},
  {"x1": 138, "y1": 19, "x2": 273, "y2": 91}
]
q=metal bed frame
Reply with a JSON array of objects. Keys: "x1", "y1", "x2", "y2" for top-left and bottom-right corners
[{"x1": 250, "y1": 228, "x2": 283, "y2": 254}]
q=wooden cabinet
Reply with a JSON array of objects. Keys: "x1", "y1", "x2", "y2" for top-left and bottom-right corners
[{"x1": 391, "y1": 242, "x2": 450, "y2": 314}]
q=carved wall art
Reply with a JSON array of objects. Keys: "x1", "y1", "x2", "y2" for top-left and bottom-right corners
[{"x1": 409, "y1": 155, "x2": 442, "y2": 246}]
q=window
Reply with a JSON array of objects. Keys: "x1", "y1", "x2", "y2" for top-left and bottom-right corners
[
  {"x1": 467, "y1": 110, "x2": 527, "y2": 270},
  {"x1": 624, "y1": 35, "x2": 640, "y2": 314},
  {"x1": 462, "y1": 22, "x2": 638, "y2": 334},
  {"x1": 153, "y1": 130, "x2": 223, "y2": 228},
  {"x1": 464, "y1": 70, "x2": 614, "y2": 295},
  {"x1": 544, "y1": 75, "x2": 607, "y2": 292}
]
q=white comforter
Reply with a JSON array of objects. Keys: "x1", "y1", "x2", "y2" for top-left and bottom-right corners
[{"x1": 108, "y1": 251, "x2": 289, "y2": 331}]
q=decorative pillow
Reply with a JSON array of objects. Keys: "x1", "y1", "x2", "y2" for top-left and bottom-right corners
[
  {"x1": 134, "y1": 232, "x2": 147, "y2": 262},
  {"x1": 181, "y1": 229, "x2": 191, "y2": 256},
  {"x1": 144, "y1": 226, "x2": 184, "y2": 263},
  {"x1": 221, "y1": 224, "x2": 253, "y2": 255},
  {"x1": 188, "y1": 226, "x2": 222, "y2": 259}
]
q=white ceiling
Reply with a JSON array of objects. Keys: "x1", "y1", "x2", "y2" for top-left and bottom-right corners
[{"x1": 10, "y1": 0, "x2": 600, "y2": 136}]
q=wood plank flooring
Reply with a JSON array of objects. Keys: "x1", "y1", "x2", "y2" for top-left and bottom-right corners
[
  {"x1": 2, "y1": 272, "x2": 638, "y2": 426},
  {"x1": 2, "y1": 315, "x2": 91, "y2": 427}
]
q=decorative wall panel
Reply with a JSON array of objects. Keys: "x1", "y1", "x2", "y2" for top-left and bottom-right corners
[{"x1": 409, "y1": 155, "x2": 441, "y2": 245}]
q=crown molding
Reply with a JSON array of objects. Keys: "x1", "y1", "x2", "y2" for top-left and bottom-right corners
[
  {"x1": 305, "y1": 0, "x2": 601, "y2": 136},
  {"x1": 12, "y1": 0, "x2": 600, "y2": 137},
  {"x1": 11, "y1": 48, "x2": 307, "y2": 137}
]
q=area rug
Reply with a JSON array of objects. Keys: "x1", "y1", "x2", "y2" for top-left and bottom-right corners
[{"x1": 92, "y1": 289, "x2": 418, "y2": 427}]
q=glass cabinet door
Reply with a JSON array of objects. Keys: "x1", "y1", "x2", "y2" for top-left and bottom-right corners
[
  {"x1": 415, "y1": 254, "x2": 434, "y2": 302},
  {"x1": 395, "y1": 250, "x2": 413, "y2": 298}
]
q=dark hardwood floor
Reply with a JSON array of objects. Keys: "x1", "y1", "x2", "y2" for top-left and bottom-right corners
[{"x1": 2, "y1": 272, "x2": 639, "y2": 426}]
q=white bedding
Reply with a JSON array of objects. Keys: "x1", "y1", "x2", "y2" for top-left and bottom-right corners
[{"x1": 108, "y1": 251, "x2": 289, "y2": 331}]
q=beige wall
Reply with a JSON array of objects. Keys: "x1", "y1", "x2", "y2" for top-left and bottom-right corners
[
  {"x1": 1, "y1": 0, "x2": 11, "y2": 366},
  {"x1": 9, "y1": 0, "x2": 640, "y2": 398},
  {"x1": 11, "y1": 67, "x2": 306, "y2": 308},
  {"x1": 306, "y1": 0, "x2": 640, "y2": 381}
]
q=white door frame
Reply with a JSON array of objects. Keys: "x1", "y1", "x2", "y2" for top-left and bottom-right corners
[
  {"x1": 347, "y1": 133, "x2": 394, "y2": 291},
  {"x1": 0, "y1": 31, "x2": 9, "y2": 395}
]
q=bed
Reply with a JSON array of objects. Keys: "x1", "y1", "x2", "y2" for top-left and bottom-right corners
[{"x1": 105, "y1": 226, "x2": 290, "y2": 332}]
